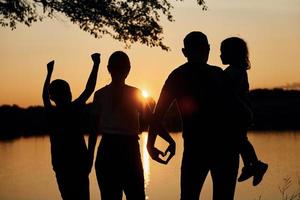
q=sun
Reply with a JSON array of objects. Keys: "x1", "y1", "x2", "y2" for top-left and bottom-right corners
[{"x1": 142, "y1": 90, "x2": 149, "y2": 98}]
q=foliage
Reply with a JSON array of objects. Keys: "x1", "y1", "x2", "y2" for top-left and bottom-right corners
[{"x1": 0, "y1": 0, "x2": 207, "y2": 50}]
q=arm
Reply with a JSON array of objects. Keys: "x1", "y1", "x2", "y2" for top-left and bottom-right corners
[
  {"x1": 87, "y1": 127, "x2": 98, "y2": 174},
  {"x1": 87, "y1": 95, "x2": 100, "y2": 174},
  {"x1": 147, "y1": 89, "x2": 176, "y2": 164},
  {"x1": 74, "y1": 53, "x2": 100, "y2": 104},
  {"x1": 149, "y1": 121, "x2": 176, "y2": 164},
  {"x1": 42, "y1": 60, "x2": 54, "y2": 108}
]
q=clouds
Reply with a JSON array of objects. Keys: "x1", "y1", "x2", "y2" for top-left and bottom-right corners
[{"x1": 279, "y1": 82, "x2": 300, "y2": 90}]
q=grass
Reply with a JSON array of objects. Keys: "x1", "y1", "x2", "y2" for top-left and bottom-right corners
[
  {"x1": 256, "y1": 177, "x2": 300, "y2": 200},
  {"x1": 278, "y1": 177, "x2": 300, "y2": 200}
]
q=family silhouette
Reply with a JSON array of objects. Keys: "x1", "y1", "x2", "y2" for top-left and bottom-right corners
[{"x1": 42, "y1": 31, "x2": 268, "y2": 200}]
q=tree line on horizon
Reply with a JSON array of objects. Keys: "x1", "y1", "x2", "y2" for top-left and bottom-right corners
[{"x1": 1, "y1": 88, "x2": 300, "y2": 140}]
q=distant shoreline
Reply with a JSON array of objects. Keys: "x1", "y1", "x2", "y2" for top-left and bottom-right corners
[{"x1": 1, "y1": 88, "x2": 300, "y2": 140}]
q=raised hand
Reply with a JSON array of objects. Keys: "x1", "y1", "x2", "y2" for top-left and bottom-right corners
[
  {"x1": 74, "y1": 54, "x2": 100, "y2": 104},
  {"x1": 91, "y1": 53, "x2": 101, "y2": 65},
  {"x1": 43, "y1": 60, "x2": 54, "y2": 108},
  {"x1": 47, "y1": 60, "x2": 54, "y2": 74}
]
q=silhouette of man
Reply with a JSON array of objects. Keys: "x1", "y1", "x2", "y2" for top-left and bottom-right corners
[{"x1": 147, "y1": 31, "x2": 240, "y2": 200}]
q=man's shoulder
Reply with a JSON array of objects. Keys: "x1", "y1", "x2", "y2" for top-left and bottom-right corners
[
  {"x1": 171, "y1": 63, "x2": 189, "y2": 73},
  {"x1": 170, "y1": 63, "x2": 223, "y2": 75},
  {"x1": 166, "y1": 63, "x2": 189, "y2": 80},
  {"x1": 207, "y1": 64, "x2": 223, "y2": 73}
]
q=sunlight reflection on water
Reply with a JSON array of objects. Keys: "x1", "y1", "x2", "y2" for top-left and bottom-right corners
[
  {"x1": 0, "y1": 132, "x2": 300, "y2": 200},
  {"x1": 140, "y1": 133, "x2": 150, "y2": 200}
]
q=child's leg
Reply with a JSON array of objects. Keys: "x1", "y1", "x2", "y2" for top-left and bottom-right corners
[
  {"x1": 239, "y1": 130, "x2": 268, "y2": 185},
  {"x1": 238, "y1": 129, "x2": 258, "y2": 182},
  {"x1": 240, "y1": 136, "x2": 258, "y2": 167},
  {"x1": 75, "y1": 172, "x2": 90, "y2": 200},
  {"x1": 55, "y1": 171, "x2": 72, "y2": 200}
]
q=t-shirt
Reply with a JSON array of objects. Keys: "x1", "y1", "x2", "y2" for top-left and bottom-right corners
[
  {"x1": 161, "y1": 62, "x2": 226, "y2": 140},
  {"x1": 46, "y1": 102, "x2": 88, "y2": 172},
  {"x1": 92, "y1": 84, "x2": 145, "y2": 135}
]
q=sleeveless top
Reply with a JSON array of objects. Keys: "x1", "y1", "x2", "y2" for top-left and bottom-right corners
[{"x1": 93, "y1": 84, "x2": 145, "y2": 135}]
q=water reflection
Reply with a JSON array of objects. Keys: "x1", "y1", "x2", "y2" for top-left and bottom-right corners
[
  {"x1": 0, "y1": 132, "x2": 300, "y2": 200},
  {"x1": 140, "y1": 133, "x2": 150, "y2": 195}
]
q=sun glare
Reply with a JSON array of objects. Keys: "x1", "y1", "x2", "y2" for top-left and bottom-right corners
[{"x1": 142, "y1": 90, "x2": 149, "y2": 98}]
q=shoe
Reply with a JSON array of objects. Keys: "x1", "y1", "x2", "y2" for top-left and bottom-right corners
[
  {"x1": 252, "y1": 161, "x2": 268, "y2": 186},
  {"x1": 238, "y1": 166, "x2": 254, "y2": 182}
]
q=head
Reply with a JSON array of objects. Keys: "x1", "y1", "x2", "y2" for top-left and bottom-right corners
[
  {"x1": 107, "y1": 51, "x2": 131, "y2": 83},
  {"x1": 220, "y1": 37, "x2": 251, "y2": 70},
  {"x1": 182, "y1": 31, "x2": 210, "y2": 63},
  {"x1": 49, "y1": 79, "x2": 72, "y2": 106}
]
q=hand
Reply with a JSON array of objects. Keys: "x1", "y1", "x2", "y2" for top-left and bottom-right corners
[
  {"x1": 164, "y1": 141, "x2": 176, "y2": 164},
  {"x1": 91, "y1": 53, "x2": 101, "y2": 64},
  {"x1": 47, "y1": 60, "x2": 54, "y2": 74},
  {"x1": 147, "y1": 146, "x2": 169, "y2": 164}
]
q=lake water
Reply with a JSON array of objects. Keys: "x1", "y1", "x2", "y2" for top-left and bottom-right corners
[{"x1": 0, "y1": 131, "x2": 300, "y2": 200}]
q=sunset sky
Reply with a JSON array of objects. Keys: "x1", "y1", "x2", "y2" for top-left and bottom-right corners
[{"x1": 0, "y1": 0, "x2": 300, "y2": 107}]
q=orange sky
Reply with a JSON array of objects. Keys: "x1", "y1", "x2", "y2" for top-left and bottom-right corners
[{"x1": 1, "y1": 0, "x2": 300, "y2": 107}]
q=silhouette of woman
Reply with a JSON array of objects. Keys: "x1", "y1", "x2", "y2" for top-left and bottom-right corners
[{"x1": 88, "y1": 51, "x2": 173, "y2": 200}]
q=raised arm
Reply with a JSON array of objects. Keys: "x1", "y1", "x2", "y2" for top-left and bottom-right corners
[
  {"x1": 42, "y1": 60, "x2": 54, "y2": 108},
  {"x1": 147, "y1": 89, "x2": 176, "y2": 164},
  {"x1": 75, "y1": 53, "x2": 100, "y2": 104}
]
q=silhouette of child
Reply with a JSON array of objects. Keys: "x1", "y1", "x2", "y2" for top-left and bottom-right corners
[
  {"x1": 42, "y1": 53, "x2": 100, "y2": 200},
  {"x1": 88, "y1": 51, "x2": 174, "y2": 200},
  {"x1": 220, "y1": 37, "x2": 268, "y2": 186}
]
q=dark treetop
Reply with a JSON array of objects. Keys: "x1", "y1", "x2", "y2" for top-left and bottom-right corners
[{"x1": 0, "y1": 0, "x2": 207, "y2": 50}]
